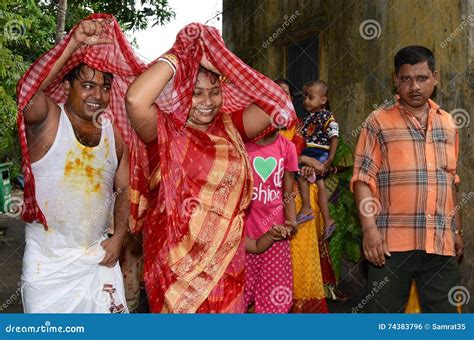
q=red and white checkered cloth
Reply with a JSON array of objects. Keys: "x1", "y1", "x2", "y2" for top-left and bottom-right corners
[
  {"x1": 16, "y1": 13, "x2": 148, "y2": 228},
  {"x1": 142, "y1": 23, "x2": 297, "y2": 232},
  {"x1": 17, "y1": 19, "x2": 296, "y2": 231},
  {"x1": 155, "y1": 23, "x2": 296, "y2": 133}
]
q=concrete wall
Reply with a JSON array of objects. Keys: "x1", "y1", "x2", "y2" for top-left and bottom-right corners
[{"x1": 223, "y1": 0, "x2": 474, "y2": 311}]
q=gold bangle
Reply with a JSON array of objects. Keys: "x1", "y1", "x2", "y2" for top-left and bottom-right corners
[
  {"x1": 161, "y1": 53, "x2": 178, "y2": 67},
  {"x1": 158, "y1": 53, "x2": 178, "y2": 75},
  {"x1": 454, "y1": 229, "x2": 464, "y2": 237}
]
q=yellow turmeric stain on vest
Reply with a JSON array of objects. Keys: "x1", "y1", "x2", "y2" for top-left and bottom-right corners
[
  {"x1": 93, "y1": 183, "x2": 101, "y2": 192},
  {"x1": 81, "y1": 146, "x2": 94, "y2": 161},
  {"x1": 64, "y1": 147, "x2": 104, "y2": 194},
  {"x1": 104, "y1": 138, "x2": 110, "y2": 159},
  {"x1": 64, "y1": 161, "x2": 74, "y2": 176},
  {"x1": 85, "y1": 165, "x2": 94, "y2": 180}
]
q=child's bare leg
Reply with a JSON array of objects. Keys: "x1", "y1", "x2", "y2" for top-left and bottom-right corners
[
  {"x1": 315, "y1": 179, "x2": 335, "y2": 228},
  {"x1": 297, "y1": 176, "x2": 312, "y2": 216}
]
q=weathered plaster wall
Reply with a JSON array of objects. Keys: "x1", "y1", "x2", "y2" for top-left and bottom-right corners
[{"x1": 223, "y1": 0, "x2": 473, "y2": 311}]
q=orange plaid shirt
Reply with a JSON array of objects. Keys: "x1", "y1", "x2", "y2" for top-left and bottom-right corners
[{"x1": 351, "y1": 97, "x2": 460, "y2": 256}]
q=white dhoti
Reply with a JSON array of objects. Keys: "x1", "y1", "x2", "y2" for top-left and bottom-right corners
[
  {"x1": 22, "y1": 227, "x2": 127, "y2": 313},
  {"x1": 22, "y1": 105, "x2": 128, "y2": 313}
]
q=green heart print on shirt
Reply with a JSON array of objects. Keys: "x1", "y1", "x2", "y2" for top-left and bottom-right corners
[{"x1": 253, "y1": 156, "x2": 277, "y2": 183}]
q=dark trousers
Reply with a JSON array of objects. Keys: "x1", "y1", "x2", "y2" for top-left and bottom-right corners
[{"x1": 366, "y1": 250, "x2": 460, "y2": 313}]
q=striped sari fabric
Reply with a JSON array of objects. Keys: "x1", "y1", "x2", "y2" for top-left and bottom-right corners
[{"x1": 141, "y1": 23, "x2": 297, "y2": 313}]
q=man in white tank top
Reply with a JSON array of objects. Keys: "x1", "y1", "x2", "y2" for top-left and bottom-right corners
[{"x1": 21, "y1": 19, "x2": 129, "y2": 313}]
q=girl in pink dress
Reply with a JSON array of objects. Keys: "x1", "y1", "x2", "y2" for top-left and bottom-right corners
[{"x1": 244, "y1": 130, "x2": 298, "y2": 313}]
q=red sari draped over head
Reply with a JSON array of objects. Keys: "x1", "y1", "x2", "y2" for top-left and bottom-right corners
[
  {"x1": 16, "y1": 14, "x2": 149, "y2": 230},
  {"x1": 141, "y1": 23, "x2": 297, "y2": 313}
]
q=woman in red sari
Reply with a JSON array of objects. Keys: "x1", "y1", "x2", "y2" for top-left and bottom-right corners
[{"x1": 125, "y1": 24, "x2": 296, "y2": 313}]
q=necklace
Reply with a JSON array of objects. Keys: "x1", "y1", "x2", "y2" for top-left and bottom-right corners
[{"x1": 414, "y1": 106, "x2": 429, "y2": 131}]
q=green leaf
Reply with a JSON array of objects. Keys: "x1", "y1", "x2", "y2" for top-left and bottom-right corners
[{"x1": 344, "y1": 238, "x2": 362, "y2": 262}]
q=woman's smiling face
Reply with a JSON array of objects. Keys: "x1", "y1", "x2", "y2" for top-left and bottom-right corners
[{"x1": 188, "y1": 70, "x2": 223, "y2": 130}]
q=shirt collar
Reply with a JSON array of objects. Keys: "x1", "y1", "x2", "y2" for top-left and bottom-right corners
[{"x1": 395, "y1": 95, "x2": 442, "y2": 115}]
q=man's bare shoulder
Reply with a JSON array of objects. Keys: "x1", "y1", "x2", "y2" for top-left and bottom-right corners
[{"x1": 26, "y1": 99, "x2": 61, "y2": 133}]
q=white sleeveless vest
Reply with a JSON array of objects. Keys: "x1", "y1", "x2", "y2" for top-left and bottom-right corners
[{"x1": 22, "y1": 104, "x2": 127, "y2": 313}]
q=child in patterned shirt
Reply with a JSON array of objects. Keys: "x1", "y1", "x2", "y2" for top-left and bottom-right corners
[{"x1": 297, "y1": 80, "x2": 339, "y2": 240}]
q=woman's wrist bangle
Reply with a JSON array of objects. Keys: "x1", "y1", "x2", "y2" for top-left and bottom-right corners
[
  {"x1": 454, "y1": 229, "x2": 464, "y2": 237},
  {"x1": 158, "y1": 54, "x2": 178, "y2": 76},
  {"x1": 286, "y1": 220, "x2": 297, "y2": 227},
  {"x1": 158, "y1": 58, "x2": 176, "y2": 76}
]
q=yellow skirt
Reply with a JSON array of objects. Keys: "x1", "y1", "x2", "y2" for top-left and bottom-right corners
[{"x1": 290, "y1": 184, "x2": 328, "y2": 312}]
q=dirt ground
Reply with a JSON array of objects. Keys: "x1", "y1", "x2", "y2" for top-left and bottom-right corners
[{"x1": 0, "y1": 213, "x2": 25, "y2": 313}]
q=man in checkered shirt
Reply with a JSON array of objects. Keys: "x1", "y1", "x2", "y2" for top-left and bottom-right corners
[{"x1": 352, "y1": 45, "x2": 464, "y2": 313}]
